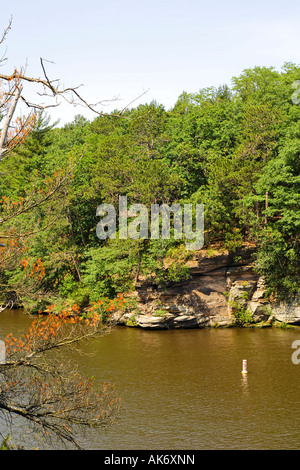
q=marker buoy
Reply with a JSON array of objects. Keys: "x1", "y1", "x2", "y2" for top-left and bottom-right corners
[{"x1": 241, "y1": 359, "x2": 248, "y2": 374}]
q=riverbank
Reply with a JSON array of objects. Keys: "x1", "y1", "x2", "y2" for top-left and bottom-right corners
[
  {"x1": 112, "y1": 245, "x2": 300, "y2": 330},
  {"x1": 2, "y1": 245, "x2": 299, "y2": 331}
]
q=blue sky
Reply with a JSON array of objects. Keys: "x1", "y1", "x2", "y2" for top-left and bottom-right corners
[{"x1": 1, "y1": 0, "x2": 300, "y2": 125}]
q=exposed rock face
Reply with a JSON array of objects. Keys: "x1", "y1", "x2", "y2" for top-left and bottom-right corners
[
  {"x1": 271, "y1": 302, "x2": 300, "y2": 324},
  {"x1": 114, "y1": 246, "x2": 299, "y2": 329}
]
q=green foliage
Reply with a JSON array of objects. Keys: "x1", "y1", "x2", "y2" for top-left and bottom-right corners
[
  {"x1": 153, "y1": 308, "x2": 169, "y2": 317},
  {"x1": 228, "y1": 293, "x2": 255, "y2": 327},
  {"x1": 81, "y1": 239, "x2": 139, "y2": 300},
  {"x1": 0, "y1": 435, "x2": 23, "y2": 450},
  {"x1": 0, "y1": 63, "x2": 299, "y2": 311},
  {"x1": 0, "y1": 435, "x2": 11, "y2": 450},
  {"x1": 126, "y1": 315, "x2": 138, "y2": 327}
]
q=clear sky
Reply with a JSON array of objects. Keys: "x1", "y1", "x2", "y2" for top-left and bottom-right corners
[{"x1": 1, "y1": 0, "x2": 300, "y2": 125}]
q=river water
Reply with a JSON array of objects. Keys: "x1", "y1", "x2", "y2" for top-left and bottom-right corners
[{"x1": 0, "y1": 309, "x2": 299, "y2": 450}]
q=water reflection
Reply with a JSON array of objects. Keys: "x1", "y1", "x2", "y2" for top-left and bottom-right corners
[{"x1": 241, "y1": 372, "x2": 249, "y2": 393}]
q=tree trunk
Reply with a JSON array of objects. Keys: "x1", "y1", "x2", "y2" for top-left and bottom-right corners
[
  {"x1": 0, "y1": 85, "x2": 22, "y2": 160},
  {"x1": 265, "y1": 191, "x2": 269, "y2": 226},
  {"x1": 66, "y1": 205, "x2": 82, "y2": 282},
  {"x1": 135, "y1": 249, "x2": 142, "y2": 283}
]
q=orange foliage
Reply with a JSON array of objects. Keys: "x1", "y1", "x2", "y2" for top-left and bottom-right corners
[
  {"x1": 4, "y1": 293, "x2": 127, "y2": 358},
  {"x1": 86, "y1": 293, "x2": 126, "y2": 320},
  {"x1": 5, "y1": 113, "x2": 36, "y2": 151},
  {"x1": 4, "y1": 310, "x2": 80, "y2": 356},
  {"x1": 19, "y1": 256, "x2": 46, "y2": 283},
  {"x1": 0, "y1": 70, "x2": 36, "y2": 152}
]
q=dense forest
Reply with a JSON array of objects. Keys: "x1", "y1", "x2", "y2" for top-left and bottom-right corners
[{"x1": 0, "y1": 63, "x2": 299, "y2": 315}]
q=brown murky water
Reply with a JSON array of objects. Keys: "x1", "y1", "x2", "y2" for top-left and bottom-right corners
[{"x1": 0, "y1": 309, "x2": 299, "y2": 450}]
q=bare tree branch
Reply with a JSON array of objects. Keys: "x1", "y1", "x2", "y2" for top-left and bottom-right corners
[
  {"x1": 0, "y1": 313, "x2": 121, "y2": 449},
  {"x1": 0, "y1": 17, "x2": 12, "y2": 46}
]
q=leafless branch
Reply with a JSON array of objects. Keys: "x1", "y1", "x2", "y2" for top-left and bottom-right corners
[
  {"x1": 0, "y1": 17, "x2": 12, "y2": 46},
  {"x1": 40, "y1": 57, "x2": 56, "y2": 96},
  {"x1": 118, "y1": 88, "x2": 150, "y2": 115},
  {"x1": 0, "y1": 66, "x2": 149, "y2": 119}
]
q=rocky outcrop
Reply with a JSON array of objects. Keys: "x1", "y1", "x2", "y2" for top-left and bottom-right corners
[
  {"x1": 113, "y1": 246, "x2": 299, "y2": 329},
  {"x1": 271, "y1": 301, "x2": 300, "y2": 324}
]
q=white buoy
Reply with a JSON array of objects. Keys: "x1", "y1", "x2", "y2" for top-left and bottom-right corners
[{"x1": 241, "y1": 359, "x2": 248, "y2": 374}]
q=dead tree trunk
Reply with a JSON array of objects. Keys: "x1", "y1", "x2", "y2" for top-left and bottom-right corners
[{"x1": 0, "y1": 85, "x2": 22, "y2": 160}]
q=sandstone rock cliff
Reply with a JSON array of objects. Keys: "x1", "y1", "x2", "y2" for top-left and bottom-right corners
[{"x1": 113, "y1": 246, "x2": 299, "y2": 329}]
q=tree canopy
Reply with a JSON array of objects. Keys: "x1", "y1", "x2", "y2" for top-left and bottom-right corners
[{"x1": 0, "y1": 63, "x2": 299, "y2": 310}]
